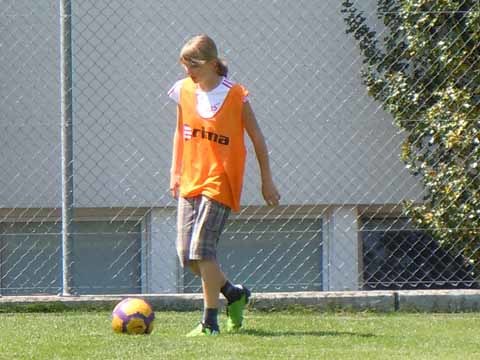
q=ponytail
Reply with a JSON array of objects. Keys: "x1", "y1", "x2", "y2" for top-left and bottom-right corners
[{"x1": 216, "y1": 58, "x2": 228, "y2": 77}]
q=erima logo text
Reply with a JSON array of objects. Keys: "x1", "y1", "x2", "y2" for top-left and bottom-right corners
[{"x1": 184, "y1": 125, "x2": 229, "y2": 145}]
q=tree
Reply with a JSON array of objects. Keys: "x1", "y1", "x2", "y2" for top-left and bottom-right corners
[{"x1": 341, "y1": 0, "x2": 480, "y2": 277}]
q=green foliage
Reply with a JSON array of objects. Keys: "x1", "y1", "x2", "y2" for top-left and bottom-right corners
[{"x1": 342, "y1": 0, "x2": 480, "y2": 275}]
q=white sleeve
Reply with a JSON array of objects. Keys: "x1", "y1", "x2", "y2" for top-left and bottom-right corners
[{"x1": 167, "y1": 79, "x2": 183, "y2": 104}]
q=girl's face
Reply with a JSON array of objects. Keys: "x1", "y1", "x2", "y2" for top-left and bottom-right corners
[{"x1": 181, "y1": 60, "x2": 216, "y2": 84}]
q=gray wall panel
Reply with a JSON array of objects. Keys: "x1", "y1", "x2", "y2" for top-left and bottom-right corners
[{"x1": 1, "y1": 0, "x2": 423, "y2": 209}]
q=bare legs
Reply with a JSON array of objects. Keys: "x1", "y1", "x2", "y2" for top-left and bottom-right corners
[{"x1": 189, "y1": 260, "x2": 226, "y2": 308}]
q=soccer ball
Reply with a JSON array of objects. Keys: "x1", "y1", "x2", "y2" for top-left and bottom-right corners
[{"x1": 111, "y1": 297, "x2": 155, "y2": 335}]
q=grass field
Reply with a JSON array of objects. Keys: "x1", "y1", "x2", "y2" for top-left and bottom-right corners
[{"x1": 0, "y1": 309, "x2": 479, "y2": 359}]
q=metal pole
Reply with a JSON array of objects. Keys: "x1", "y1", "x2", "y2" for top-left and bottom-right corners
[{"x1": 59, "y1": 0, "x2": 74, "y2": 296}]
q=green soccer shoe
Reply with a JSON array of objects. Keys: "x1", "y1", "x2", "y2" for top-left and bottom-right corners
[
  {"x1": 225, "y1": 285, "x2": 251, "y2": 333},
  {"x1": 186, "y1": 323, "x2": 220, "y2": 337}
]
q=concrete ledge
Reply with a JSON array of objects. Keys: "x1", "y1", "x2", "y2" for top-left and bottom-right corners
[
  {"x1": 397, "y1": 290, "x2": 480, "y2": 312},
  {"x1": 0, "y1": 291, "x2": 395, "y2": 312},
  {"x1": 0, "y1": 294, "x2": 205, "y2": 312},
  {"x1": 1, "y1": 290, "x2": 480, "y2": 312},
  {"x1": 251, "y1": 291, "x2": 395, "y2": 312}
]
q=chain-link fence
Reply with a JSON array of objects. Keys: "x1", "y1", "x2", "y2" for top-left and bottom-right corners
[{"x1": 1, "y1": 0, "x2": 478, "y2": 295}]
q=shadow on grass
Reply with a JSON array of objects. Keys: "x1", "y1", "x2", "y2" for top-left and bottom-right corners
[{"x1": 241, "y1": 329, "x2": 377, "y2": 338}]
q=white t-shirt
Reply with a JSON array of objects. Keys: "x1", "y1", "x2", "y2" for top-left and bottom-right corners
[{"x1": 168, "y1": 77, "x2": 249, "y2": 118}]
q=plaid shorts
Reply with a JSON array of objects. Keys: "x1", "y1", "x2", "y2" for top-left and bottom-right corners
[{"x1": 176, "y1": 195, "x2": 230, "y2": 268}]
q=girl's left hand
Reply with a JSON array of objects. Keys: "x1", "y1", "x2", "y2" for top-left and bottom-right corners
[{"x1": 262, "y1": 179, "x2": 281, "y2": 206}]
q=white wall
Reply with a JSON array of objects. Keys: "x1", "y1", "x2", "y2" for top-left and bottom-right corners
[
  {"x1": 144, "y1": 208, "x2": 178, "y2": 293},
  {"x1": 323, "y1": 206, "x2": 360, "y2": 291},
  {"x1": 0, "y1": 2, "x2": 61, "y2": 208},
  {"x1": 1, "y1": 0, "x2": 423, "y2": 209}
]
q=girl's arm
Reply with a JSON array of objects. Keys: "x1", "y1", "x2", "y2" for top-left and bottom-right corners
[
  {"x1": 170, "y1": 105, "x2": 183, "y2": 198},
  {"x1": 243, "y1": 101, "x2": 280, "y2": 206}
]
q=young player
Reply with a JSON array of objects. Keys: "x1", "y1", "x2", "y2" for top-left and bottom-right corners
[{"x1": 168, "y1": 34, "x2": 280, "y2": 336}]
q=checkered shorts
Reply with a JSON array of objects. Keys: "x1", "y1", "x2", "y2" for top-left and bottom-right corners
[{"x1": 176, "y1": 195, "x2": 230, "y2": 268}]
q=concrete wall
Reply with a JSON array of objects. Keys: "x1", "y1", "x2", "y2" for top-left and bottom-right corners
[
  {"x1": 1, "y1": 0, "x2": 423, "y2": 209},
  {"x1": 0, "y1": 0, "x2": 430, "y2": 295},
  {"x1": 0, "y1": 2, "x2": 61, "y2": 208}
]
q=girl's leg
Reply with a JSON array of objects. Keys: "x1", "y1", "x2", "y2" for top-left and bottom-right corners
[
  {"x1": 185, "y1": 196, "x2": 231, "y2": 336},
  {"x1": 198, "y1": 259, "x2": 226, "y2": 309}
]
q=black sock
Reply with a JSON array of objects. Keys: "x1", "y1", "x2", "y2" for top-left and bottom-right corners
[
  {"x1": 221, "y1": 280, "x2": 242, "y2": 304},
  {"x1": 202, "y1": 308, "x2": 219, "y2": 330}
]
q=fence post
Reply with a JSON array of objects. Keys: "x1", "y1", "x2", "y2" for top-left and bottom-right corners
[{"x1": 59, "y1": 0, "x2": 74, "y2": 296}]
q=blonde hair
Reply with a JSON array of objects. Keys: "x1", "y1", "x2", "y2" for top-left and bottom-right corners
[{"x1": 180, "y1": 34, "x2": 228, "y2": 77}]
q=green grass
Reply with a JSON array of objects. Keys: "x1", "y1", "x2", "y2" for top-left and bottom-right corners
[{"x1": 0, "y1": 309, "x2": 479, "y2": 359}]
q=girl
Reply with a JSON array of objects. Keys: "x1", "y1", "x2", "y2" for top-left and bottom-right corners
[{"x1": 168, "y1": 34, "x2": 280, "y2": 336}]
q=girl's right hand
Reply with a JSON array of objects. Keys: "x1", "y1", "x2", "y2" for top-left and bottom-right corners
[
  {"x1": 170, "y1": 176, "x2": 180, "y2": 199},
  {"x1": 170, "y1": 184, "x2": 179, "y2": 199}
]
